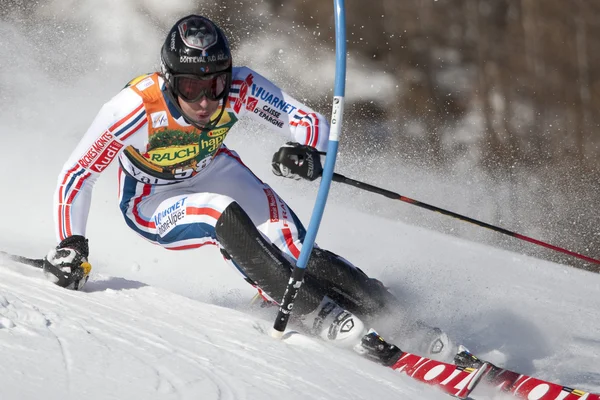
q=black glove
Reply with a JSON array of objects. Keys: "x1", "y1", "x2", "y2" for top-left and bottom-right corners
[
  {"x1": 44, "y1": 235, "x2": 92, "y2": 291},
  {"x1": 271, "y1": 142, "x2": 323, "y2": 181}
]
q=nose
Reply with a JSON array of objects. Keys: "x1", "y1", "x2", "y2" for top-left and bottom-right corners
[{"x1": 193, "y1": 96, "x2": 210, "y2": 108}]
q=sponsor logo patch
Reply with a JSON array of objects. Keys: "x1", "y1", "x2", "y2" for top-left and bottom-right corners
[
  {"x1": 246, "y1": 97, "x2": 258, "y2": 112},
  {"x1": 253, "y1": 105, "x2": 284, "y2": 128},
  {"x1": 90, "y1": 140, "x2": 123, "y2": 172},
  {"x1": 179, "y1": 54, "x2": 228, "y2": 64},
  {"x1": 233, "y1": 74, "x2": 255, "y2": 114},
  {"x1": 264, "y1": 188, "x2": 279, "y2": 222},
  {"x1": 79, "y1": 131, "x2": 123, "y2": 172},
  {"x1": 207, "y1": 127, "x2": 228, "y2": 137},
  {"x1": 148, "y1": 145, "x2": 199, "y2": 167},
  {"x1": 340, "y1": 318, "x2": 355, "y2": 333},
  {"x1": 151, "y1": 111, "x2": 168, "y2": 128},
  {"x1": 135, "y1": 77, "x2": 154, "y2": 91},
  {"x1": 250, "y1": 84, "x2": 298, "y2": 114},
  {"x1": 154, "y1": 197, "x2": 187, "y2": 236}
]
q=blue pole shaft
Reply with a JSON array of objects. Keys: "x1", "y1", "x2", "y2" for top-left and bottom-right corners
[{"x1": 271, "y1": 0, "x2": 347, "y2": 337}]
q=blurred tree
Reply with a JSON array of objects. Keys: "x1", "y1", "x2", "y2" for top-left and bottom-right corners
[
  {"x1": 5, "y1": 0, "x2": 595, "y2": 263},
  {"x1": 265, "y1": 0, "x2": 599, "y2": 264}
]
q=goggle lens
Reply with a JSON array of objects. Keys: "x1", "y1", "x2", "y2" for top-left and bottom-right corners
[{"x1": 174, "y1": 73, "x2": 228, "y2": 102}]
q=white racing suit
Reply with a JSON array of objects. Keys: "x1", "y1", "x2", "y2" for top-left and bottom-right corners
[
  {"x1": 55, "y1": 68, "x2": 326, "y2": 268},
  {"x1": 54, "y1": 67, "x2": 453, "y2": 359}
]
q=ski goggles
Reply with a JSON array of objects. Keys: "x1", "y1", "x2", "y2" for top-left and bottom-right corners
[{"x1": 172, "y1": 72, "x2": 229, "y2": 103}]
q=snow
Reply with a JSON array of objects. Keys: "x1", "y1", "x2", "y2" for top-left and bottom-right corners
[
  {"x1": 0, "y1": 135, "x2": 599, "y2": 399},
  {"x1": 0, "y1": 266, "x2": 438, "y2": 400},
  {"x1": 1, "y1": 4, "x2": 600, "y2": 399}
]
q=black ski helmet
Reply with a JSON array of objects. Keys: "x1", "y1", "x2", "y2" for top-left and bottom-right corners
[{"x1": 160, "y1": 15, "x2": 233, "y2": 129}]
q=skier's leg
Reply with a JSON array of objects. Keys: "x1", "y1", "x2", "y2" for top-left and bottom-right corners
[
  {"x1": 191, "y1": 151, "x2": 423, "y2": 351},
  {"x1": 117, "y1": 151, "x2": 347, "y2": 315},
  {"x1": 277, "y1": 227, "x2": 456, "y2": 360},
  {"x1": 215, "y1": 200, "x2": 323, "y2": 314},
  {"x1": 301, "y1": 249, "x2": 456, "y2": 361},
  {"x1": 118, "y1": 150, "x2": 451, "y2": 359},
  {"x1": 304, "y1": 248, "x2": 400, "y2": 319},
  {"x1": 174, "y1": 148, "x2": 393, "y2": 317}
]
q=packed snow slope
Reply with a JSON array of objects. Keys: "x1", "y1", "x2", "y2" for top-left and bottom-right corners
[
  {"x1": 0, "y1": 131, "x2": 599, "y2": 399},
  {"x1": 0, "y1": 261, "x2": 445, "y2": 400}
]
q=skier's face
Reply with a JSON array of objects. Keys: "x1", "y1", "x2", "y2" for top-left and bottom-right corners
[
  {"x1": 175, "y1": 74, "x2": 226, "y2": 125},
  {"x1": 177, "y1": 93, "x2": 220, "y2": 125}
]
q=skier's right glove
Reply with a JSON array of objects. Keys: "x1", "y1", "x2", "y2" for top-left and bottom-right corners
[
  {"x1": 44, "y1": 235, "x2": 92, "y2": 291},
  {"x1": 271, "y1": 142, "x2": 323, "y2": 181}
]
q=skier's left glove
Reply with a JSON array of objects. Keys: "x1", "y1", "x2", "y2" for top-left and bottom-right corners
[
  {"x1": 271, "y1": 142, "x2": 323, "y2": 181},
  {"x1": 44, "y1": 235, "x2": 92, "y2": 291}
]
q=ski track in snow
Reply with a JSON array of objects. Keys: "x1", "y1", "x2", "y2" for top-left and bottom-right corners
[
  {"x1": 0, "y1": 262, "x2": 454, "y2": 400},
  {"x1": 1, "y1": 242, "x2": 599, "y2": 400},
  {"x1": 0, "y1": 270, "x2": 242, "y2": 399}
]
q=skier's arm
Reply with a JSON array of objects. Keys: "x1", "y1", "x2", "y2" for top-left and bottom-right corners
[
  {"x1": 229, "y1": 67, "x2": 330, "y2": 152},
  {"x1": 54, "y1": 88, "x2": 147, "y2": 242}
]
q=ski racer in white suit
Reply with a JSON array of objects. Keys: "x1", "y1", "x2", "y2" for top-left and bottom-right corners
[{"x1": 44, "y1": 14, "x2": 453, "y2": 365}]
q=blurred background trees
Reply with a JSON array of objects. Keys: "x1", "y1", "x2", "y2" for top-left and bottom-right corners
[
  {"x1": 269, "y1": 0, "x2": 600, "y2": 170},
  {"x1": 1, "y1": 0, "x2": 598, "y2": 268},
  {"x1": 262, "y1": 0, "x2": 600, "y2": 269}
]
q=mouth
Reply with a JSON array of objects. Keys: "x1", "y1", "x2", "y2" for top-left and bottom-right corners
[{"x1": 190, "y1": 113, "x2": 210, "y2": 124}]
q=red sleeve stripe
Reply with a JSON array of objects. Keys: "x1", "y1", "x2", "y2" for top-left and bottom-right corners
[
  {"x1": 119, "y1": 117, "x2": 147, "y2": 141},
  {"x1": 290, "y1": 112, "x2": 319, "y2": 148},
  {"x1": 57, "y1": 165, "x2": 91, "y2": 240},
  {"x1": 302, "y1": 113, "x2": 319, "y2": 148},
  {"x1": 300, "y1": 120, "x2": 312, "y2": 146},
  {"x1": 109, "y1": 103, "x2": 144, "y2": 134},
  {"x1": 57, "y1": 165, "x2": 78, "y2": 240},
  {"x1": 310, "y1": 114, "x2": 319, "y2": 147}
]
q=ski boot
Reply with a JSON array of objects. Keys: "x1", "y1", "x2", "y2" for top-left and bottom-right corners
[
  {"x1": 354, "y1": 329, "x2": 403, "y2": 366},
  {"x1": 419, "y1": 326, "x2": 455, "y2": 361},
  {"x1": 454, "y1": 345, "x2": 484, "y2": 369},
  {"x1": 303, "y1": 296, "x2": 366, "y2": 347}
]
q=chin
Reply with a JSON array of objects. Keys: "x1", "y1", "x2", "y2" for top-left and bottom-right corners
[{"x1": 195, "y1": 118, "x2": 211, "y2": 125}]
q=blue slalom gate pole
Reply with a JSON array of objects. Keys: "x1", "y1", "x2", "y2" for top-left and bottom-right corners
[{"x1": 272, "y1": 0, "x2": 347, "y2": 337}]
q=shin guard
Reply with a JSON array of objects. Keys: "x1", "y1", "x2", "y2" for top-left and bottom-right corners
[{"x1": 215, "y1": 202, "x2": 324, "y2": 314}]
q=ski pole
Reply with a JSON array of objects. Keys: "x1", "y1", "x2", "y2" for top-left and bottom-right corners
[
  {"x1": 271, "y1": 0, "x2": 347, "y2": 337},
  {"x1": 330, "y1": 173, "x2": 600, "y2": 266}
]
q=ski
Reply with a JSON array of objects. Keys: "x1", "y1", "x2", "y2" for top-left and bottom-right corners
[
  {"x1": 0, "y1": 251, "x2": 44, "y2": 268},
  {"x1": 281, "y1": 329, "x2": 489, "y2": 399},
  {"x1": 388, "y1": 350, "x2": 599, "y2": 400},
  {"x1": 389, "y1": 351, "x2": 491, "y2": 399},
  {"x1": 478, "y1": 364, "x2": 600, "y2": 400}
]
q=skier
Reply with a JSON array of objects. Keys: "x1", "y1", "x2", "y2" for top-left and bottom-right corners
[{"x1": 44, "y1": 14, "x2": 451, "y2": 365}]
